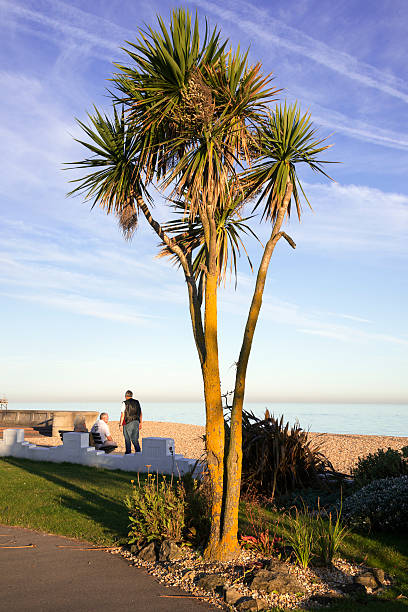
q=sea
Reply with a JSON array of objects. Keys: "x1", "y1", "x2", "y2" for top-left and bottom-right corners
[{"x1": 7, "y1": 402, "x2": 408, "y2": 437}]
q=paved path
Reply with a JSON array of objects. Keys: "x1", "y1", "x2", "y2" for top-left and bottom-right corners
[{"x1": 0, "y1": 526, "x2": 215, "y2": 611}]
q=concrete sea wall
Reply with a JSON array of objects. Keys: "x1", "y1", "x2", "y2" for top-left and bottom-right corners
[
  {"x1": 0, "y1": 410, "x2": 99, "y2": 436},
  {"x1": 0, "y1": 429, "x2": 198, "y2": 476}
]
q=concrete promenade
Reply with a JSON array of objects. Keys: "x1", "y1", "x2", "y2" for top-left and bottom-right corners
[{"x1": 0, "y1": 525, "x2": 215, "y2": 611}]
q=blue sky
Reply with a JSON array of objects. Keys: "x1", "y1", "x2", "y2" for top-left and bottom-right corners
[{"x1": 0, "y1": 0, "x2": 407, "y2": 404}]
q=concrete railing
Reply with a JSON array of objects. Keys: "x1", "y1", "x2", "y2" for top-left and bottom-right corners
[{"x1": 0, "y1": 429, "x2": 199, "y2": 476}]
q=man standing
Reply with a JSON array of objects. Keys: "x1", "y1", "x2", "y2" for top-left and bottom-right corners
[{"x1": 120, "y1": 390, "x2": 142, "y2": 453}]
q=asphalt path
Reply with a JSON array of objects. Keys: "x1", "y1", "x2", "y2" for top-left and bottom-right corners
[{"x1": 0, "y1": 525, "x2": 216, "y2": 611}]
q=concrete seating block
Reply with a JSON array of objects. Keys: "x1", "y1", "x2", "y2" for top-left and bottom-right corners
[
  {"x1": 3, "y1": 429, "x2": 25, "y2": 444},
  {"x1": 142, "y1": 437, "x2": 175, "y2": 458},
  {"x1": 62, "y1": 432, "x2": 90, "y2": 449}
]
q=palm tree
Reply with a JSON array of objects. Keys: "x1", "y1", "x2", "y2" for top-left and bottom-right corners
[{"x1": 67, "y1": 9, "x2": 333, "y2": 560}]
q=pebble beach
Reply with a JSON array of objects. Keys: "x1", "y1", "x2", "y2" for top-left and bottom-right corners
[{"x1": 25, "y1": 420, "x2": 408, "y2": 474}]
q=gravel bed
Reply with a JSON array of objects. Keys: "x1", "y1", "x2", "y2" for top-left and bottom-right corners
[{"x1": 111, "y1": 545, "x2": 390, "y2": 610}]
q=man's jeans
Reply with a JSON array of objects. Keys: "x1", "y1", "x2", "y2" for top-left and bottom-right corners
[{"x1": 123, "y1": 420, "x2": 141, "y2": 454}]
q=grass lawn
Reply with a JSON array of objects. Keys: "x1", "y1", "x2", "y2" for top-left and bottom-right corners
[
  {"x1": 1, "y1": 457, "x2": 407, "y2": 610},
  {"x1": 0, "y1": 456, "x2": 137, "y2": 545}
]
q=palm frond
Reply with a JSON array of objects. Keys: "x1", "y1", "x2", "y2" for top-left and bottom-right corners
[
  {"x1": 244, "y1": 103, "x2": 335, "y2": 222},
  {"x1": 65, "y1": 106, "x2": 147, "y2": 238}
]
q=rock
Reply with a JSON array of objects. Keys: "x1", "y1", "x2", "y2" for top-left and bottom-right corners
[
  {"x1": 181, "y1": 569, "x2": 196, "y2": 581},
  {"x1": 372, "y1": 568, "x2": 386, "y2": 585},
  {"x1": 264, "y1": 558, "x2": 281, "y2": 571},
  {"x1": 341, "y1": 582, "x2": 367, "y2": 597},
  {"x1": 310, "y1": 593, "x2": 344, "y2": 606},
  {"x1": 130, "y1": 544, "x2": 138, "y2": 554},
  {"x1": 159, "y1": 539, "x2": 182, "y2": 561},
  {"x1": 137, "y1": 542, "x2": 157, "y2": 562},
  {"x1": 224, "y1": 587, "x2": 243, "y2": 605},
  {"x1": 196, "y1": 574, "x2": 225, "y2": 593},
  {"x1": 249, "y1": 568, "x2": 303, "y2": 595},
  {"x1": 256, "y1": 599, "x2": 269, "y2": 611},
  {"x1": 235, "y1": 598, "x2": 258, "y2": 611},
  {"x1": 354, "y1": 572, "x2": 378, "y2": 590}
]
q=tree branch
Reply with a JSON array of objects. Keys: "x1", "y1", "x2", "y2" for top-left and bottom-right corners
[
  {"x1": 137, "y1": 195, "x2": 206, "y2": 365},
  {"x1": 276, "y1": 231, "x2": 296, "y2": 249},
  {"x1": 233, "y1": 181, "x2": 293, "y2": 399}
]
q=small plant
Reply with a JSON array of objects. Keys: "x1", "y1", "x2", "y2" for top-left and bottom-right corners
[
  {"x1": 124, "y1": 473, "x2": 185, "y2": 548},
  {"x1": 285, "y1": 505, "x2": 314, "y2": 568},
  {"x1": 352, "y1": 446, "x2": 408, "y2": 489},
  {"x1": 240, "y1": 532, "x2": 283, "y2": 556},
  {"x1": 343, "y1": 475, "x2": 408, "y2": 532},
  {"x1": 240, "y1": 500, "x2": 283, "y2": 556},
  {"x1": 313, "y1": 497, "x2": 349, "y2": 565}
]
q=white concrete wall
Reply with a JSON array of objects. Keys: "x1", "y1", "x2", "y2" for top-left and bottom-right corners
[{"x1": 0, "y1": 429, "x2": 200, "y2": 476}]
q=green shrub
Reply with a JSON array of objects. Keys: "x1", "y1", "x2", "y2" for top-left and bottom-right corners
[
  {"x1": 352, "y1": 446, "x2": 408, "y2": 489},
  {"x1": 227, "y1": 409, "x2": 334, "y2": 500},
  {"x1": 124, "y1": 474, "x2": 185, "y2": 547},
  {"x1": 343, "y1": 475, "x2": 408, "y2": 532}
]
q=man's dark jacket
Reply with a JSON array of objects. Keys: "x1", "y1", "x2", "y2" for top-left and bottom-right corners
[{"x1": 123, "y1": 398, "x2": 141, "y2": 424}]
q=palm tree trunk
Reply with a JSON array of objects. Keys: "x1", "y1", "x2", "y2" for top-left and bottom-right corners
[
  {"x1": 202, "y1": 269, "x2": 224, "y2": 557},
  {"x1": 201, "y1": 209, "x2": 224, "y2": 559},
  {"x1": 220, "y1": 182, "x2": 294, "y2": 553}
]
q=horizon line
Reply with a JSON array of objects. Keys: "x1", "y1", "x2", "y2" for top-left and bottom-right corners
[{"x1": 8, "y1": 398, "x2": 408, "y2": 405}]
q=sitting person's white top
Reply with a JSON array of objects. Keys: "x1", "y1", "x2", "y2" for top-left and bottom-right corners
[{"x1": 91, "y1": 412, "x2": 116, "y2": 446}]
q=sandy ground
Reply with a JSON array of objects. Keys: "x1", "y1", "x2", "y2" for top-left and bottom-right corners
[{"x1": 23, "y1": 421, "x2": 408, "y2": 474}]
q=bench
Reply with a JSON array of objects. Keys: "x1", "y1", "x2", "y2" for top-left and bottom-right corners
[{"x1": 58, "y1": 430, "x2": 117, "y2": 454}]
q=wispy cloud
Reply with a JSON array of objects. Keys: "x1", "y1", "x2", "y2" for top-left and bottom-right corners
[
  {"x1": 330, "y1": 313, "x2": 372, "y2": 325},
  {"x1": 258, "y1": 181, "x2": 408, "y2": 256},
  {"x1": 2, "y1": 290, "x2": 157, "y2": 325},
  {"x1": 0, "y1": 218, "x2": 185, "y2": 325},
  {"x1": 192, "y1": 0, "x2": 408, "y2": 104},
  {"x1": 3, "y1": 0, "x2": 408, "y2": 156},
  {"x1": 299, "y1": 327, "x2": 408, "y2": 347},
  {"x1": 1, "y1": 0, "x2": 132, "y2": 59},
  {"x1": 307, "y1": 104, "x2": 408, "y2": 151},
  {"x1": 220, "y1": 276, "x2": 408, "y2": 348}
]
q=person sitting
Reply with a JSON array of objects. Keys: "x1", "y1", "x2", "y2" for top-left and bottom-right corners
[
  {"x1": 73, "y1": 415, "x2": 88, "y2": 432},
  {"x1": 90, "y1": 412, "x2": 117, "y2": 451}
]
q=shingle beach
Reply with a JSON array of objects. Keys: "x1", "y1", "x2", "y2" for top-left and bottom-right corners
[{"x1": 25, "y1": 420, "x2": 408, "y2": 474}]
